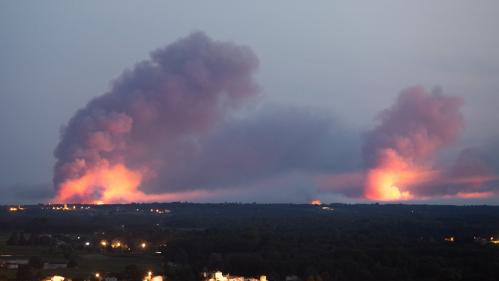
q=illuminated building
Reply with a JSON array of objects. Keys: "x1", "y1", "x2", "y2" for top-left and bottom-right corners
[
  {"x1": 205, "y1": 271, "x2": 267, "y2": 281},
  {"x1": 42, "y1": 276, "x2": 65, "y2": 281}
]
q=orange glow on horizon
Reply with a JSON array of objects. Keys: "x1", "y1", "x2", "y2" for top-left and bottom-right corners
[
  {"x1": 53, "y1": 160, "x2": 211, "y2": 204},
  {"x1": 310, "y1": 200, "x2": 322, "y2": 205},
  {"x1": 455, "y1": 191, "x2": 494, "y2": 199}
]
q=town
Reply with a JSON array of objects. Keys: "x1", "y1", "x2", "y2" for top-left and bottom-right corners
[{"x1": 1, "y1": 203, "x2": 499, "y2": 281}]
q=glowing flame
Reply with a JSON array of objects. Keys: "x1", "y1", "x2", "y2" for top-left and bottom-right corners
[
  {"x1": 365, "y1": 169, "x2": 412, "y2": 201},
  {"x1": 54, "y1": 160, "x2": 143, "y2": 204},
  {"x1": 364, "y1": 149, "x2": 436, "y2": 201},
  {"x1": 310, "y1": 200, "x2": 322, "y2": 205},
  {"x1": 53, "y1": 160, "x2": 210, "y2": 204}
]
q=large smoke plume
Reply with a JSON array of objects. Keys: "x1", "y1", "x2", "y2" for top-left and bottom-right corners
[{"x1": 53, "y1": 32, "x2": 259, "y2": 203}]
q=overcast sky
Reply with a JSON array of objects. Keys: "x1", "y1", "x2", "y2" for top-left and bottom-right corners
[{"x1": 1, "y1": 1, "x2": 499, "y2": 204}]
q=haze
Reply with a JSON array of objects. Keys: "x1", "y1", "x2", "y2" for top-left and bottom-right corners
[{"x1": 1, "y1": 1, "x2": 499, "y2": 204}]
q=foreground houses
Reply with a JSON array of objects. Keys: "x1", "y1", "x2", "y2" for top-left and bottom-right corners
[
  {"x1": 0, "y1": 256, "x2": 28, "y2": 269},
  {"x1": 204, "y1": 271, "x2": 267, "y2": 281},
  {"x1": 42, "y1": 276, "x2": 65, "y2": 281}
]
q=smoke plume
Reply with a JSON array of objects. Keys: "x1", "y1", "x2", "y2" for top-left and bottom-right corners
[
  {"x1": 53, "y1": 32, "x2": 259, "y2": 203},
  {"x1": 362, "y1": 86, "x2": 464, "y2": 200}
]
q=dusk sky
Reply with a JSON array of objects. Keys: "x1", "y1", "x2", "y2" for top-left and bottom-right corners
[{"x1": 1, "y1": 1, "x2": 499, "y2": 204}]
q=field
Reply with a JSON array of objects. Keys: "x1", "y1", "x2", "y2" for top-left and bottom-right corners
[
  {"x1": 2, "y1": 203, "x2": 499, "y2": 281},
  {"x1": 0, "y1": 231, "x2": 162, "y2": 280}
]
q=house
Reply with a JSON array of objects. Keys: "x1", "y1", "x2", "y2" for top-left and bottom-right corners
[
  {"x1": 42, "y1": 276, "x2": 65, "y2": 281},
  {"x1": 205, "y1": 271, "x2": 267, "y2": 281},
  {"x1": 43, "y1": 262, "x2": 68, "y2": 270},
  {"x1": 0, "y1": 256, "x2": 29, "y2": 269}
]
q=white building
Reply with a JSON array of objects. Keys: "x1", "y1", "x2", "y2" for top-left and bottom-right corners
[
  {"x1": 42, "y1": 276, "x2": 65, "y2": 281},
  {"x1": 205, "y1": 271, "x2": 267, "y2": 281}
]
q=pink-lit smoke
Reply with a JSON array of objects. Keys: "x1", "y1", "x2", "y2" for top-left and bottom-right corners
[
  {"x1": 53, "y1": 32, "x2": 259, "y2": 203},
  {"x1": 362, "y1": 86, "x2": 464, "y2": 200},
  {"x1": 361, "y1": 86, "x2": 499, "y2": 201}
]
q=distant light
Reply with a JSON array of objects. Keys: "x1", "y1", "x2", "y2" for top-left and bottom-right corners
[
  {"x1": 84, "y1": 242, "x2": 90, "y2": 246},
  {"x1": 8, "y1": 206, "x2": 24, "y2": 212},
  {"x1": 444, "y1": 236, "x2": 455, "y2": 242},
  {"x1": 100, "y1": 240, "x2": 108, "y2": 247},
  {"x1": 141, "y1": 242, "x2": 147, "y2": 249},
  {"x1": 95, "y1": 273, "x2": 100, "y2": 278},
  {"x1": 490, "y1": 237, "x2": 499, "y2": 244}
]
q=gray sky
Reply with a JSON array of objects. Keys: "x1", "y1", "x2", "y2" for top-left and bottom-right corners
[{"x1": 1, "y1": 1, "x2": 499, "y2": 203}]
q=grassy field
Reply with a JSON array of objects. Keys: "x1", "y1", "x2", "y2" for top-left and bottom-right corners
[
  {"x1": 42, "y1": 253, "x2": 163, "y2": 279},
  {"x1": 0, "y1": 233, "x2": 163, "y2": 280}
]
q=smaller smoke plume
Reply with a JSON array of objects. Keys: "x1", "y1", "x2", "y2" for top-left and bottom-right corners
[{"x1": 362, "y1": 86, "x2": 464, "y2": 200}]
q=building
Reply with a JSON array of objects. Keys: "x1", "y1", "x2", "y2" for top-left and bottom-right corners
[
  {"x1": 0, "y1": 256, "x2": 29, "y2": 269},
  {"x1": 43, "y1": 261, "x2": 68, "y2": 270},
  {"x1": 42, "y1": 276, "x2": 65, "y2": 281},
  {"x1": 205, "y1": 271, "x2": 267, "y2": 281}
]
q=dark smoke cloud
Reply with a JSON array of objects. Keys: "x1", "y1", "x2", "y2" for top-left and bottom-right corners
[
  {"x1": 53, "y1": 32, "x2": 259, "y2": 200},
  {"x1": 145, "y1": 105, "x2": 360, "y2": 192}
]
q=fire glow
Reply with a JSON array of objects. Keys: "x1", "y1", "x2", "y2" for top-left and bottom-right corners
[
  {"x1": 364, "y1": 149, "x2": 438, "y2": 201},
  {"x1": 55, "y1": 160, "x2": 142, "y2": 203},
  {"x1": 53, "y1": 160, "x2": 209, "y2": 204},
  {"x1": 310, "y1": 199, "x2": 322, "y2": 205}
]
